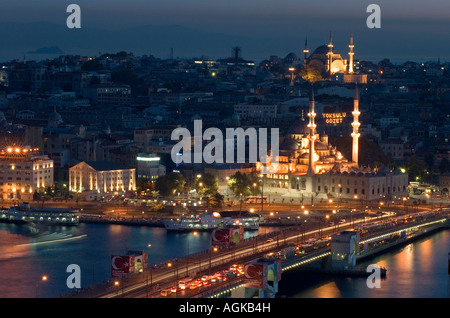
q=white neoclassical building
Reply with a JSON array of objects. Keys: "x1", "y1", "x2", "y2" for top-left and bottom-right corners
[{"x1": 69, "y1": 161, "x2": 135, "y2": 196}]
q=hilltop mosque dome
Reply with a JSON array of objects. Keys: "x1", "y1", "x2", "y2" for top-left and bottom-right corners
[
  {"x1": 48, "y1": 109, "x2": 63, "y2": 128},
  {"x1": 302, "y1": 33, "x2": 358, "y2": 78},
  {"x1": 0, "y1": 111, "x2": 6, "y2": 127}
]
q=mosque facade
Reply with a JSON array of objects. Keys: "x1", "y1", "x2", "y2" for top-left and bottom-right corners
[
  {"x1": 302, "y1": 34, "x2": 368, "y2": 84},
  {"x1": 257, "y1": 86, "x2": 408, "y2": 203}
]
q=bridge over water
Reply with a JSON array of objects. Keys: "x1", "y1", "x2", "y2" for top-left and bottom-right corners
[
  {"x1": 201, "y1": 213, "x2": 450, "y2": 298},
  {"x1": 68, "y1": 209, "x2": 449, "y2": 298}
]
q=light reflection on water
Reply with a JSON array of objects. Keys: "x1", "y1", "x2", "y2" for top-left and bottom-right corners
[
  {"x1": 1, "y1": 222, "x2": 449, "y2": 298},
  {"x1": 0, "y1": 222, "x2": 272, "y2": 298},
  {"x1": 285, "y1": 230, "x2": 450, "y2": 298}
]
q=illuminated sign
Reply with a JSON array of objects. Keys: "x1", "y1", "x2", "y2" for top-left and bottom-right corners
[
  {"x1": 322, "y1": 112, "x2": 347, "y2": 124},
  {"x1": 137, "y1": 156, "x2": 160, "y2": 162}
]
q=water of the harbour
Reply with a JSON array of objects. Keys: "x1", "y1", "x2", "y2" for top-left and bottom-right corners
[
  {"x1": 278, "y1": 229, "x2": 450, "y2": 298},
  {"x1": 0, "y1": 222, "x2": 449, "y2": 298},
  {"x1": 0, "y1": 222, "x2": 274, "y2": 298}
]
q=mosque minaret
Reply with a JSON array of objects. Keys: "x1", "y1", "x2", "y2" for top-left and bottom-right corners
[
  {"x1": 348, "y1": 34, "x2": 355, "y2": 74},
  {"x1": 307, "y1": 89, "x2": 317, "y2": 176},
  {"x1": 351, "y1": 84, "x2": 361, "y2": 165}
]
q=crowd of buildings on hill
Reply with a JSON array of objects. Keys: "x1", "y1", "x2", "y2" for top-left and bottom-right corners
[{"x1": 0, "y1": 36, "x2": 449, "y2": 203}]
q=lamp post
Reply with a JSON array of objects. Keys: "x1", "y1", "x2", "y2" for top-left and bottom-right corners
[
  {"x1": 338, "y1": 184, "x2": 342, "y2": 205},
  {"x1": 35, "y1": 275, "x2": 48, "y2": 298},
  {"x1": 114, "y1": 280, "x2": 120, "y2": 296},
  {"x1": 168, "y1": 259, "x2": 178, "y2": 287},
  {"x1": 239, "y1": 193, "x2": 243, "y2": 212},
  {"x1": 302, "y1": 210, "x2": 309, "y2": 241},
  {"x1": 403, "y1": 197, "x2": 408, "y2": 213},
  {"x1": 259, "y1": 174, "x2": 264, "y2": 213},
  {"x1": 318, "y1": 217, "x2": 322, "y2": 238},
  {"x1": 332, "y1": 209, "x2": 337, "y2": 232},
  {"x1": 146, "y1": 243, "x2": 152, "y2": 296},
  {"x1": 289, "y1": 67, "x2": 295, "y2": 86},
  {"x1": 353, "y1": 195, "x2": 359, "y2": 228},
  {"x1": 186, "y1": 231, "x2": 198, "y2": 276},
  {"x1": 209, "y1": 246, "x2": 218, "y2": 274}
]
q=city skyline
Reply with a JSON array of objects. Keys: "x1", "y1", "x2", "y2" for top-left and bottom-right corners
[{"x1": 0, "y1": 0, "x2": 449, "y2": 302}]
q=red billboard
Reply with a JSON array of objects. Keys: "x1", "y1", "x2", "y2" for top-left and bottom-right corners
[
  {"x1": 211, "y1": 228, "x2": 232, "y2": 245},
  {"x1": 243, "y1": 263, "x2": 266, "y2": 288},
  {"x1": 211, "y1": 227, "x2": 244, "y2": 245},
  {"x1": 127, "y1": 250, "x2": 148, "y2": 270},
  {"x1": 111, "y1": 255, "x2": 135, "y2": 277}
]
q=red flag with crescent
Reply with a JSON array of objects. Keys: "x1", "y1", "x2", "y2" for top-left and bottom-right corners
[
  {"x1": 211, "y1": 229, "x2": 231, "y2": 244},
  {"x1": 244, "y1": 263, "x2": 265, "y2": 288},
  {"x1": 111, "y1": 255, "x2": 135, "y2": 277}
]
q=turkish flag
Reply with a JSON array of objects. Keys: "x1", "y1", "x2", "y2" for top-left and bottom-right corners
[
  {"x1": 244, "y1": 263, "x2": 265, "y2": 288},
  {"x1": 244, "y1": 264, "x2": 264, "y2": 279},
  {"x1": 111, "y1": 255, "x2": 134, "y2": 277},
  {"x1": 212, "y1": 229, "x2": 230, "y2": 243}
]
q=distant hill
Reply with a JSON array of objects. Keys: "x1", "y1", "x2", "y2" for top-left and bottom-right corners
[
  {"x1": 0, "y1": 21, "x2": 441, "y2": 64},
  {"x1": 27, "y1": 46, "x2": 65, "y2": 55},
  {"x1": 0, "y1": 21, "x2": 276, "y2": 62}
]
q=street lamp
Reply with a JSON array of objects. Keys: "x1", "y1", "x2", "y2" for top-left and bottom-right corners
[
  {"x1": 259, "y1": 174, "x2": 264, "y2": 213},
  {"x1": 239, "y1": 193, "x2": 243, "y2": 212},
  {"x1": 289, "y1": 67, "x2": 295, "y2": 86},
  {"x1": 114, "y1": 280, "x2": 120, "y2": 296},
  {"x1": 332, "y1": 209, "x2": 337, "y2": 231},
  {"x1": 338, "y1": 184, "x2": 342, "y2": 204},
  {"x1": 168, "y1": 259, "x2": 179, "y2": 286},
  {"x1": 325, "y1": 214, "x2": 330, "y2": 235},
  {"x1": 209, "y1": 246, "x2": 219, "y2": 274},
  {"x1": 318, "y1": 217, "x2": 322, "y2": 238},
  {"x1": 146, "y1": 244, "x2": 152, "y2": 296},
  {"x1": 36, "y1": 275, "x2": 48, "y2": 298},
  {"x1": 186, "y1": 231, "x2": 198, "y2": 276}
]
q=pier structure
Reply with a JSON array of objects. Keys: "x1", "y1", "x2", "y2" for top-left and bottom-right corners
[
  {"x1": 207, "y1": 214, "x2": 449, "y2": 298},
  {"x1": 242, "y1": 259, "x2": 282, "y2": 298},
  {"x1": 330, "y1": 230, "x2": 360, "y2": 270}
]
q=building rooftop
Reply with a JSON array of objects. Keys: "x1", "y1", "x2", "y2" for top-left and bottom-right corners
[{"x1": 84, "y1": 161, "x2": 128, "y2": 171}]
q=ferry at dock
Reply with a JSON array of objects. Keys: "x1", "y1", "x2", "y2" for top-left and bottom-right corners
[
  {"x1": 163, "y1": 210, "x2": 260, "y2": 231},
  {"x1": 0, "y1": 202, "x2": 80, "y2": 226}
]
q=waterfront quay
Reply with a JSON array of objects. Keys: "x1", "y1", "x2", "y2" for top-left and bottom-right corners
[{"x1": 67, "y1": 207, "x2": 450, "y2": 298}]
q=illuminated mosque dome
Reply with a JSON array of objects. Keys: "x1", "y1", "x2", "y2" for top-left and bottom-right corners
[
  {"x1": 286, "y1": 117, "x2": 308, "y2": 138},
  {"x1": 302, "y1": 33, "x2": 352, "y2": 76},
  {"x1": 280, "y1": 139, "x2": 299, "y2": 151},
  {"x1": 284, "y1": 52, "x2": 299, "y2": 64}
]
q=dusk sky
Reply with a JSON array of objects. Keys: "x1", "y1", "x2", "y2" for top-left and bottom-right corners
[{"x1": 1, "y1": 0, "x2": 449, "y2": 62}]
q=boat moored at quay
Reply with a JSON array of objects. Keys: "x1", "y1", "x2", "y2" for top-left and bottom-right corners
[
  {"x1": 163, "y1": 210, "x2": 260, "y2": 231},
  {"x1": 0, "y1": 202, "x2": 80, "y2": 226}
]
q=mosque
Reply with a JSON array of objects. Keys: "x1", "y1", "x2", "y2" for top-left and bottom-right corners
[
  {"x1": 257, "y1": 85, "x2": 408, "y2": 203},
  {"x1": 302, "y1": 33, "x2": 367, "y2": 83}
]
